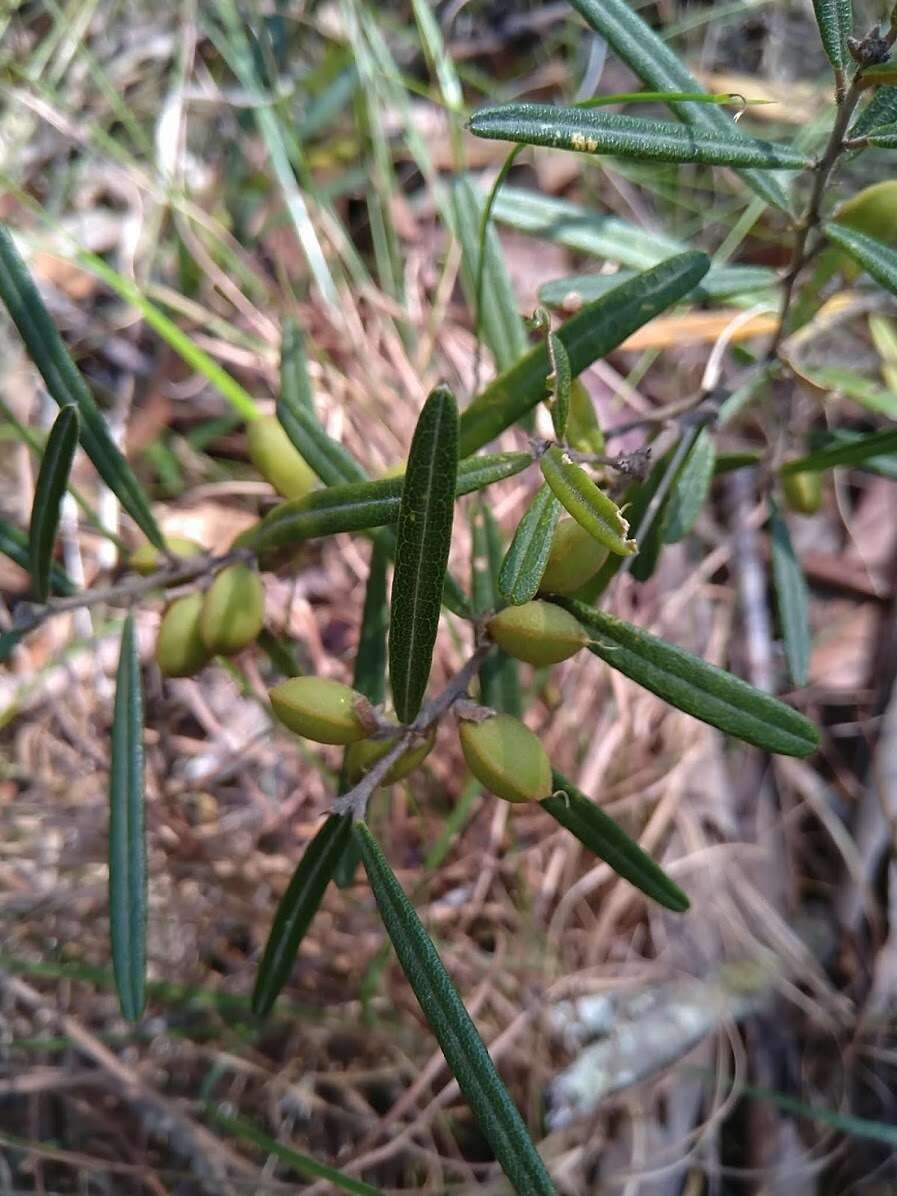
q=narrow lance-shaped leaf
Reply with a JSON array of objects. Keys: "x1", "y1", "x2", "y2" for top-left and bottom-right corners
[
  {"x1": 565, "y1": 0, "x2": 793, "y2": 211},
  {"x1": 539, "y1": 266, "x2": 777, "y2": 309},
  {"x1": 252, "y1": 814, "x2": 352, "y2": 1016},
  {"x1": 468, "y1": 105, "x2": 812, "y2": 171},
  {"x1": 557, "y1": 598, "x2": 820, "y2": 757},
  {"x1": 498, "y1": 485, "x2": 562, "y2": 605},
  {"x1": 663, "y1": 428, "x2": 716, "y2": 544},
  {"x1": 29, "y1": 405, "x2": 79, "y2": 602},
  {"x1": 769, "y1": 503, "x2": 811, "y2": 688},
  {"x1": 540, "y1": 445, "x2": 637, "y2": 557},
  {"x1": 851, "y1": 86, "x2": 897, "y2": 139},
  {"x1": 547, "y1": 329, "x2": 571, "y2": 440},
  {"x1": 459, "y1": 252, "x2": 710, "y2": 456},
  {"x1": 782, "y1": 426, "x2": 897, "y2": 473},
  {"x1": 280, "y1": 316, "x2": 314, "y2": 412},
  {"x1": 824, "y1": 223, "x2": 897, "y2": 298},
  {"x1": 811, "y1": 0, "x2": 852, "y2": 70},
  {"x1": 859, "y1": 121, "x2": 897, "y2": 149},
  {"x1": 0, "y1": 225, "x2": 164, "y2": 549},
  {"x1": 471, "y1": 504, "x2": 522, "y2": 715},
  {"x1": 354, "y1": 822, "x2": 557, "y2": 1196},
  {"x1": 543, "y1": 772, "x2": 689, "y2": 912},
  {"x1": 389, "y1": 387, "x2": 459, "y2": 723},
  {"x1": 0, "y1": 517, "x2": 75, "y2": 596},
  {"x1": 109, "y1": 614, "x2": 147, "y2": 1021}
]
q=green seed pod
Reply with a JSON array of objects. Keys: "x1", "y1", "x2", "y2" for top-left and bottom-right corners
[
  {"x1": 346, "y1": 726, "x2": 437, "y2": 785},
  {"x1": 780, "y1": 468, "x2": 822, "y2": 515},
  {"x1": 247, "y1": 415, "x2": 317, "y2": 500},
  {"x1": 458, "y1": 712, "x2": 552, "y2": 803},
  {"x1": 155, "y1": 592, "x2": 209, "y2": 678},
  {"x1": 538, "y1": 518, "x2": 609, "y2": 595},
  {"x1": 487, "y1": 600, "x2": 586, "y2": 666},
  {"x1": 270, "y1": 676, "x2": 374, "y2": 745},
  {"x1": 200, "y1": 563, "x2": 265, "y2": 655},
  {"x1": 129, "y1": 536, "x2": 203, "y2": 575}
]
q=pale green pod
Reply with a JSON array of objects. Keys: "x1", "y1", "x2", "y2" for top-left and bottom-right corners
[
  {"x1": 487, "y1": 601, "x2": 586, "y2": 666},
  {"x1": 155, "y1": 592, "x2": 209, "y2": 678},
  {"x1": 129, "y1": 536, "x2": 203, "y2": 576},
  {"x1": 346, "y1": 726, "x2": 437, "y2": 785},
  {"x1": 200, "y1": 563, "x2": 265, "y2": 655},
  {"x1": 247, "y1": 415, "x2": 317, "y2": 500},
  {"x1": 458, "y1": 712, "x2": 552, "y2": 803},
  {"x1": 270, "y1": 676, "x2": 373, "y2": 745},
  {"x1": 538, "y1": 518, "x2": 609, "y2": 595},
  {"x1": 780, "y1": 468, "x2": 822, "y2": 515}
]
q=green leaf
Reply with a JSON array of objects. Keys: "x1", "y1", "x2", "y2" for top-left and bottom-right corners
[
  {"x1": 805, "y1": 428, "x2": 897, "y2": 477},
  {"x1": 824, "y1": 223, "x2": 897, "y2": 297},
  {"x1": 460, "y1": 253, "x2": 710, "y2": 456},
  {"x1": 109, "y1": 614, "x2": 147, "y2": 1021},
  {"x1": 567, "y1": 380, "x2": 605, "y2": 455},
  {"x1": 792, "y1": 364, "x2": 897, "y2": 417},
  {"x1": 252, "y1": 814, "x2": 352, "y2": 1016},
  {"x1": 471, "y1": 503, "x2": 522, "y2": 715},
  {"x1": 547, "y1": 331, "x2": 572, "y2": 440},
  {"x1": 277, "y1": 318, "x2": 367, "y2": 486},
  {"x1": 208, "y1": 1107, "x2": 384, "y2": 1195},
  {"x1": 249, "y1": 452, "x2": 530, "y2": 553},
  {"x1": 28, "y1": 405, "x2": 79, "y2": 602},
  {"x1": 0, "y1": 225, "x2": 164, "y2": 550},
  {"x1": 810, "y1": 0, "x2": 852, "y2": 70},
  {"x1": 543, "y1": 772, "x2": 689, "y2": 912},
  {"x1": 468, "y1": 104, "x2": 812, "y2": 170},
  {"x1": 558, "y1": 598, "x2": 820, "y2": 757},
  {"x1": 663, "y1": 428, "x2": 716, "y2": 543},
  {"x1": 538, "y1": 265, "x2": 777, "y2": 309},
  {"x1": 449, "y1": 176, "x2": 528, "y2": 373},
  {"x1": 0, "y1": 517, "x2": 75, "y2": 596},
  {"x1": 389, "y1": 386, "x2": 459, "y2": 723},
  {"x1": 852, "y1": 86, "x2": 897, "y2": 139},
  {"x1": 498, "y1": 485, "x2": 562, "y2": 605},
  {"x1": 354, "y1": 822, "x2": 556, "y2": 1196},
  {"x1": 540, "y1": 445, "x2": 637, "y2": 557},
  {"x1": 564, "y1": 0, "x2": 793, "y2": 211},
  {"x1": 769, "y1": 504, "x2": 811, "y2": 688},
  {"x1": 782, "y1": 426, "x2": 897, "y2": 473}
]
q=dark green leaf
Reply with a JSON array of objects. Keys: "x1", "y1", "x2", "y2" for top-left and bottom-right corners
[
  {"x1": 769, "y1": 504, "x2": 811, "y2": 688},
  {"x1": 28, "y1": 405, "x2": 79, "y2": 602},
  {"x1": 851, "y1": 86, "x2": 897, "y2": 139},
  {"x1": 280, "y1": 316, "x2": 314, "y2": 412},
  {"x1": 540, "y1": 445, "x2": 637, "y2": 557},
  {"x1": 543, "y1": 772, "x2": 689, "y2": 912},
  {"x1": 354, "y1": 822, "x2": 556, "y2": 1196},
  {"x1": 862, "y1": 121, "x2": 897, "y2": 149},
  {"x1": 811, "y1": 0, "x2": 852, "y2": 70},
  {"x1": 558, "y1": 598, "x2": 820, "y2": 757},
  {"x1": 109, "y1": 614, "x2": 147, "y2": 1021},
  {"x1": 547, "y1": 332, "x2": 571, "y2": 440},
  {"x1": 498, "y1": 485, "x2": 562, "y2": 605},
  {"x1": 663, "y1": 428, "x2": 716, "y2": 543},
  {"x1": 539, "y1": 265, "x2": 776, "y2": 309},
  {"x1": 459, "y1": 253, "x2": 710, "y2": 456},
  {"x1": 782, "y1": 426, "x2": 897, "y2": 473},
  {"x1": 0, "y1": 224, "x2": 163, "y2": 549},
  {"x1": 565, "y1": 0, "x2": 793, "y2": 211},
  {"x1": 252, "y1": 814, "x2": 352, "y2": 1016},
  {"x1": 389, "y1": 386, "x2": 459, "y2": 723},
  {"x1": 824, "y1": 223, "x2": 897, "y2": 296},
  {"x1": 0, "y1": 517, "x2": 76, "y2": 596},
  {"x1": 471, "y1": 504, "x2": 522, "y2": 715},
  {"x1": 805, "y1": 428, "x2": 897, "y2": 477},
  {"x1": 468, "y1": 105, "x2": 811, "y2": 170}
]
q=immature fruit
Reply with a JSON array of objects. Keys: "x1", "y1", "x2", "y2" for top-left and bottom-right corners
[
  {"x1": 346, "y1": 726, "x2": 437, "y2": 785},
  {"x1": 538, "y1": 518, "x2": 609, "y2": 595},
  {"x1": 129, "y1": 536, "x2": 203, "y2": 575},
  {"x1": 270, "y1": 676, "x2": 373, "y2": 744},
  {"x1": 247, "y1": 415, "x2": 317, "y2": 500},
  {"x1": 458, "y1": 712, "x2": 552, "y2": 803},
  {"x1": 487, "y1": 600, "x2": 586, "y2": 666},
  {"x1": 155, "y1": 592, "x2": 209, "y2": 678},
  {"x1": 781, "y1": 468, "x2": 822, "y2": 515},
  {"x1": 200, "y1": 563, "x2": 265, "y2": 655}
]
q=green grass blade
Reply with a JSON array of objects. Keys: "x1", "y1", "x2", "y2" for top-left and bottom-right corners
[
  {"x1": 0, "y1": 517, "x2": 75, "y2": 596},
  {"x1": 543, "y1": 772, "x2": 689, "y2": 911},
  {"x1": 0, "y1": 226, "x2": 163, "y2": 549},
  {"x1": 498, "y1": 485, "x2": 562, "y2": 605},
  {"x1": 460, "y1": 252, "x2": 710, "y2": 456},
  {"x1": 769, "y1": 504, "x2": 811, "y2": 688},
  {"x1": 824, "y1": 223, "x2": 897, "y2": 297},
  {"x1": 389, "y1": 387, "x2": 459, "y2": 723},
  {"x1": 663, "y1": 428, "x2": 716, "y2": 543},
  {"x1": 354, "y1": 822, "x2": 556, "y2": 1195},
  {"x1": 28, "y1": 405, "x2": 79, "y2": 602},
  {"x1": 565, "y1": 0, "x2": 793, "y2": 210},
  {"x1": 468, "y1": 105, "x2": 811, "y2": 170},
  {"x1": 783, "y1": 426, "x2": 897, "y2": 473},
  {"x1": 811, "y1": 0, "x2": 852, "y2": 70},
  {"x1": 252, "y1": 815, "x2": 352, "y2": 1016},
  {"x1": 279, "y1": 316, "x2": 314, "y2": 412},
  {"x1": 558, "y1": 598, "x2": 820, "y2": 757},
  {"x1": 208, "y1": 1107, "x2": 384, "y2": 1195},
  {"x1": 109, "y1": 614, "x2": 147, "y2": 1021},
  {"x1": 541, "y1": 446, "x2": 637, "y2": 557}
]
